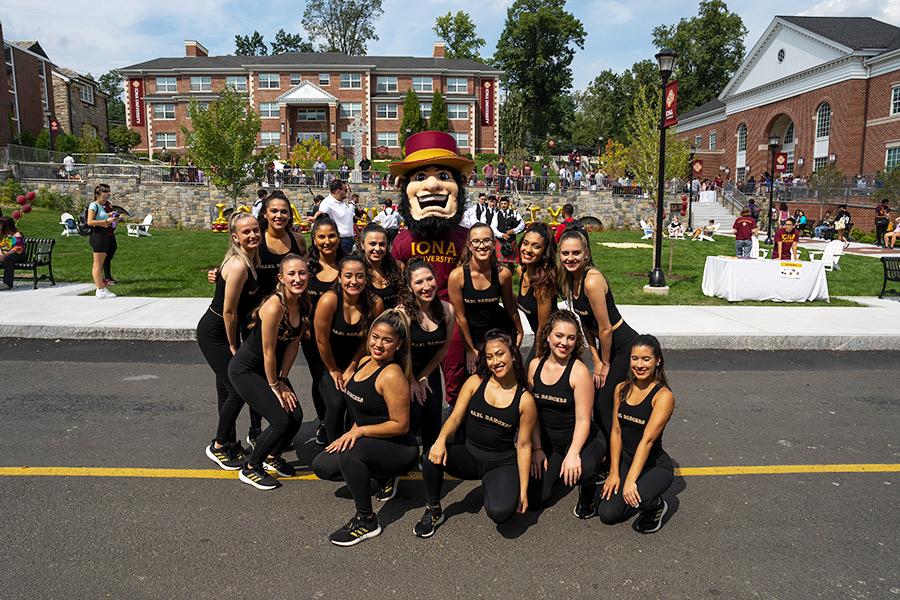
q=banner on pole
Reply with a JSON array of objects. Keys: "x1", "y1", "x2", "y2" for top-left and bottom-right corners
[
  {"x1": 129, "y1": 79, "x2": 145, "y2": 127},
  {"x1": 775, "y1": 152, "x2": 788, "y2": 172},
  {"x1": 692, "y1": 159, "x2": 703, "y2": 177},
  {"x1": 664, "y1": 80, "x2": 678, "y2": 128},
  {"x1": 480, "y1": 80, "x2": 494, "y2": 127}
]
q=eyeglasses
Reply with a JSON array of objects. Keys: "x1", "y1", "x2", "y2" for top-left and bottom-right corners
[{"x1": 469, "y1": 238, "x2": 494, "y2": 248}]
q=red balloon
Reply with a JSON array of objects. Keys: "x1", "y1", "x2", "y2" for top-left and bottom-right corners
[
  {"x1": 12, "y1": 210, "x2": 22, "y2": 220},
  {"x1": 26, "y1": 191, "x2": 36, "y2": 200},
  {"x1": 22, "y1": 204, "x2": 32, "y2": 213},
  {"x1": 16, "y1": 195, "x2": 26, "y2": 205}
]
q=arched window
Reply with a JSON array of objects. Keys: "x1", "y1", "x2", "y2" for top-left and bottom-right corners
[
  {"x1": 737, "y1": 123, "x2": 747, "y2": 152},
  {"x1": 784, "y1": 123, "x2": 794, "y2": 144},
  {"x1": 816, "y1": 103, "x2": 831, "y2": 139}
]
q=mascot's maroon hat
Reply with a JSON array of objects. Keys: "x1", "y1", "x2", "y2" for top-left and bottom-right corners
[{"x1": 389, "y1": 131, "x2": 475, "y2": 179}]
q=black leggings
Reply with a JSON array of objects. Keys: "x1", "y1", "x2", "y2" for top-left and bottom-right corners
[
  {"x1": 311, "y1": 438, "x2": 418, "y2": 514},
  {"x1": 597, "y1": 454, "x2": 673, "y2": 524},
  {"x1": 410, "y1": 369, "x2": 443, "y2": 454},
  {"x1": 1, "y1": 252, "x2": 22, "y2": 287},
  {"x1": 423, "y1": 443, "x2": 520, "y2": 524},
  {"x1": 228, "y1": 367, "x2": 303, "y2": 466},
  {"x1": 320, "y1": 375, "x2": 353, "y2": 443},
  {"x1": 196, "y1": 310, "x2": 242, "y2": 444},
  {"x1": 301, "y1": 337, "x2": 326, "y2": 421},
  {"x1": 527, "y1": 435, "x2": 607, "y2": 508},
  {"x1": 595, "y1": 322, "x2": 639, "y2": 440}
]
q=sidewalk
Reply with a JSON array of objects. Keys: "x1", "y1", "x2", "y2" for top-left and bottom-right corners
[{"x1": 2, "y1": 283, "x2": 899, "y2": 350}]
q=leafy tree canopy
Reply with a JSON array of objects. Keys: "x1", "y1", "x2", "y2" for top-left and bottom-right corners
[
  {"x1": 302, "y1": 0, "x2": 384, "y2": 55},
  {"x1": 433, "y1": 11, "x2": 486, "y2": 61}
]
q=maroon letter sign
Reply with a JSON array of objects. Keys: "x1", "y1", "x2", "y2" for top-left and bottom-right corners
[
  {"x1": 129, "y1": 79, "x2": 145, "y2": 127},
  {"x1": 774, "y1": 152, "x2": 788, "y2": 172},
  {"x1": 664, "y1": 80, "x2": 678, "y2": 128},
  {"x1": 481, "y1": 80, "x2": 494, "y2": 127}
]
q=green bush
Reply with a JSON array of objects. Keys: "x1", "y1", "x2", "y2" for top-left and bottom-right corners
[
  {"x1": 475, "y1": 153, "x2": 499, "y2": 162},
  {"x1": 14, "y1": 130, "x2": 37, "y2": 147},
  {"x1": 35, "y1": 129, "x2": 51, "y2": 149},
  {"x1": 33, "y1": 189, "x2": 78, "y2": 214},
  {"x1": 56, "y1": 134, "x2": 80, "y2": 153},
  {"x1": 0, "y1": 177, "x2": 25, "y2": 204}
]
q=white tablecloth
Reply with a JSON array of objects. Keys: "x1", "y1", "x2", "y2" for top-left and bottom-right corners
[
  {"x1": 698, "y1": 190, "x2": 717, "y2": 203},
  {"x1": 701, "y1": 256, "x2": 829, "y2": 302}
]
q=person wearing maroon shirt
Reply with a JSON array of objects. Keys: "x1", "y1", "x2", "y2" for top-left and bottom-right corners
[
  {"x1": 555, "y1": 204, "x2": 576, "y2": 243},
  {"x1": 732, "y1": 208, "x2": 758, "y2": 257},
  {"x1": 772, "y1": 218, "x2": 799, "y2": 260}
]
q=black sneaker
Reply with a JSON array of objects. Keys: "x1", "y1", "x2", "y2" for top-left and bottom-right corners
[
  {"x1": 329, "y1": 513, "x2": 382, "y2": 546},
  {"x1": 238, "y1": 464, "x2": 280, "y2": 490},
  {"x1": 263, "y1": 455, "x2": 296, "y2": 478},
  {"x1": 413, "y1": 506, "x2": 445, "y2": 538},
  {"x1": 230, "y1": 441, "x2": 248, "y2": 462},
  {"x1": 205, "y1": 441, "x2": 242, "y2": 471},
  {"x1": 315, "y1": 422, "x2": 328, "y2": 446},
  {"x1": 573, "y1": 484, "x2": 598, "y2": 519},
  {"x1": 374, "y1": 475, "x2": 400, "y2": 502},
  {"x1": 633, "y1": 499, "x2": 668, "y2": 534}
]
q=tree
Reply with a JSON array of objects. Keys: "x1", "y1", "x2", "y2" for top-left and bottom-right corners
[
  {"x1": 499, "y1": 91, "x2": 529, "y2": 154},
  {"x1": 600, "y1": 139, "x2": 629, "y2": 179},
  {"x1": 109, "y1": 125, "x2": 141, "y2": 153},
  {"x1": 182, "y1": 87, "x2": 277, "y2": 206},
  {"x1": 399, "y1": 89, "x2": 426, "y2": 148},
  {"x1": 98, "y1": 70, "x2": 126, "y2": 125},
  {"x1": 429, "y1": 91, "x2": 448, "y2": 132},
  {"x1": 809, "y1": 164, "x2": 846, "y2": 200},
  {"x1": 235, "y1": 31, "x2": 268, "y2": 56},
  {"x1": 302, "y1": 0, "x2": 384, "y2": 55},
  {"x1": 433, "y1": 11, "x2": 486, "y2": 61},
  {"x1": 271, "y1": 28, "x2": 314, "y2": 53},
  {"x1": 35, "y1": 129, "x2": 50, "y2": 150},
  {"x1": 626, "y1": 84, "x2": 688, "y2": 200},
  {"x1": 56, "y1": 133, "x2": 79, "y2": 153},
  {"x1": 652, "y1": 0, "x2": 747, "y2": 112},
  {"x1": 289, "y1": 138, "x2": 330, "y2": 167},
  {"x1": 78, "y1": 124, "x2": 105, "y2": 161},
  {"x1": 876, "y1": 168, "x2": 900, "y2": 203},
  {"x1": 493, "y1": 0, "x2": 585, "y2": 148}
]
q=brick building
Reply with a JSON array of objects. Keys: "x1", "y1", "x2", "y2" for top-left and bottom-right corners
[
  {"x1": 676, "y1": 16, "x2": 900, "y2": 184},
  {"x1": 3, "y1": 35, "x2": 55, "y2": 143},
  {"x1": 51, "y1": 67, "x2": 109, "y2": 142},
  {"x1": 118, "y1": 41, "x2": 502, "y2": 160}
]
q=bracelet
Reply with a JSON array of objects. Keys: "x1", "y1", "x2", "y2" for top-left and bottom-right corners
[{"x1": 268, "y1": 381, "x2": 279, "y2": 388}]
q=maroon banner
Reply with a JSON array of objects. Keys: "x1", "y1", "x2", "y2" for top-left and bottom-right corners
[
  {"x1": 774, "y1": 152, "x2": 788, "y2": 172},
  {"x1": 664, "y1": 80, "x2": 678, "y2": 128},
  {"x1": 129, "y1": 78, "x2": 145, "y2": 127},
  {"x1": 692, "y1": 159, "x2": 703, "y2": 177},
  {"x1": 480, "y1": 80, "x2": 494, "y2": 127}
]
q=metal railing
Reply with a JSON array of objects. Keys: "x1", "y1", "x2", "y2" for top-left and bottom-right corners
[
  {"x1": 13, "y1": 161, "x2": 208, "y2": 185},
  {"x1": 6, "y1": 144, "x2": 138, "y2": 165}
]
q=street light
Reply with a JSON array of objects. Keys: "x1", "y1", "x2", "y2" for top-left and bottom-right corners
[
  {"x1": 688, "y1": 144, "x2": 696, "y2": 230},
  {"x1": 765, "y1": 135, "x2": 780, "y2": 245},
  {"x1": 648, "y1": 47, "x2": 676, "y2": 290}
]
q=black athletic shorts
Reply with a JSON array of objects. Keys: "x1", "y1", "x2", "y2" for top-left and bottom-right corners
[{"x1": 89, "y1": 231, "x2": 116, "y2": 253}]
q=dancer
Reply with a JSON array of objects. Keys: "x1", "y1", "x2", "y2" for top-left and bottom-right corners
[
  {"x1": 312, "y1": 310, "x2": 419, "y2": 546},
  {"x1": 527, "y1": 310, "x2": 605, "y2": 517},
  {"x1": 598, "y1": 335, "x2": 675, "y2": 533},
  {"x1": 255, "y1": 190, "x2": 307, "y2": 292},
  {"x1": 230, "y1": 254, "x2": 310, "y2": 490},
  {"x1": 356, "y1": 222, "x2": 403, "y2": 309},
  {"x1": 414, "y1": 331, "x2": 537, "y2": 538},
  {"x1": 86, "y1": 183, "x2": 119, "y2": 298},
  {"x1": 516, "y1": 223, "x2": 557, "y2": 363}
]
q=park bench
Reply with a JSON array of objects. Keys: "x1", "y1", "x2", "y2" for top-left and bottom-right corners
[
  {"x1": 13, "y1": 237, "x2": 56, "y2": 289},
  {"x1": 880, "y1": 256, "x2": 900, "y2": 299}
]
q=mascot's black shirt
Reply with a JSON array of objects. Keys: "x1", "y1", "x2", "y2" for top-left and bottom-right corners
[{"x1": 392, "y1": 225, "x2": 469, "y2": 300}]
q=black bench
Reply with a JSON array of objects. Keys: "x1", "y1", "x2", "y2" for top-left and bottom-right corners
[
  {"x1": 881, "y1": 257, "x2": 900, "y2": 299},
  {"x1": 13, "y1": 238, "x2": 56, "y2": 289}
]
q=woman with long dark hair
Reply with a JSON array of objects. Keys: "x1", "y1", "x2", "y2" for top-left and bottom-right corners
[
  {"x1": 0, "y1": 216, "x2": 24, "y2": 290},
  {"x1": 598, "y1": 335, "x2": 675, "y2": 533},
  {"x1": 255, "y1": 190, "x2": 307, "y2": 292},
  {"x1": 516, "y1": 222, "x2": 557, "y2": 364},
  {"x1": 86, "y1": 183, "x2": 119, "y2": 298},
  {"x1": 356, "y1": 222, "x2": 403, "y2": 309}
]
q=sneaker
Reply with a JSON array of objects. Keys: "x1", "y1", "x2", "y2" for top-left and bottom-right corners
[
  {"x1": 205, "y1": 441, "x2": 242, "y2": 471},
  {"x1": 633, "y1": 499, "x2": 668, "y2": 534},
  {"x1": 315, "y1": 422, "x2": 328, "y2": 446},
  {"x1": 573, "y1": 485, "x2": 598, "y2": 519},
  {"x1": 230, "y1": 441, "x2": 248, "y2": 462},
  {"x1": 238, "y1": 464, "x2": 280, "y2": 490},
  {"x1": 413, "y1": 506, "x2": 445, "y2": 538},
  {"x1": 263, "y1": 455, "x2": 296, "y2": 478},
  {"x1": 95, "y1": 288, "x2": 117, "y2": 299},
  {"x1": 329, "y1": 513, "x2": 382, "y2": 547},
  {"x1": 374, "y1": 475, "x2": 400, "y2": 502},
  {"x1": 246, "y1": 430, "x2": 260, "y2": 449}
]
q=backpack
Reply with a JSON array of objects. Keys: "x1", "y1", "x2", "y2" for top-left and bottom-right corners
[
  {"x1": 77, "y1": 204, "x2": 94, "y2": 236},
  {"x1": 562, "y1": 218, "x2": 589, "y2": 239}
]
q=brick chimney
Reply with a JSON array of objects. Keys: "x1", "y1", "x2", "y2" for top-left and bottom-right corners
[
  {"x1": 185, "y1": 40, "x2": 208, "y2": 57},
  {"x1": 433, "y1": 42, "x2": 446, "y2": 59}
]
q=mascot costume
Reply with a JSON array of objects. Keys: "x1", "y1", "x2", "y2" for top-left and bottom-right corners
[{"x1": 390, "y1": 131, "x2": 472, "y2": 402}]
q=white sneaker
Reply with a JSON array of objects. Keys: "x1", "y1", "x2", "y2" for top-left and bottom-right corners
[{"x1": 96, "y1": 288, "x2": 117, "y2": 299}]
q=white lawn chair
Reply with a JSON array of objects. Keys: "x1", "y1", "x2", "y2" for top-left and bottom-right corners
[
  {"x1": 640, "y1": 219, "x2": 654, "y2": 239},
  {"x1": 127, "y1": 214, "x2": 153, "y2": 237},
  {"x1": 808, "y1": 239, "x2": 843, "y2": 271},
  {"x1": 698, "y1": 223, "x2": 719, "y2": 242},
  {"x1": 750, "y1": 237, "x2": 769, "y2": 259},
  {"x1": 60, "y1": 212, "x2": 78, "y2": 237},
  {"x1": 668, "y1": 224, "x2": 685, "y2": 240}
]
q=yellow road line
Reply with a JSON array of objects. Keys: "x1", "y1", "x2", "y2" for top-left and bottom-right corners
[{"x1": 0, "y1": 463, "x2": 898, "y2": 480}]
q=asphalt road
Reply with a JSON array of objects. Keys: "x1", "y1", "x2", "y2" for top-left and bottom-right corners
[{"x1": 1, "y1": 339, "x2": 897, "y2": 599}]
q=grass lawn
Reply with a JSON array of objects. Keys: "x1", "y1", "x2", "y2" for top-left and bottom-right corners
[{"x1": 7, "y1": 206, "x2": 885, "y2": 305}]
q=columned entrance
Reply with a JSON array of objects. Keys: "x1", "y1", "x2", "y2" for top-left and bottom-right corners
[{"x1": 275, "y1": 81, "x2": 339, "y2": 159}]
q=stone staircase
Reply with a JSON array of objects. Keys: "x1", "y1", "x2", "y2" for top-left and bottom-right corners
[{"x1": 691, "y1": 195, "x2": 737, "y2": 232}]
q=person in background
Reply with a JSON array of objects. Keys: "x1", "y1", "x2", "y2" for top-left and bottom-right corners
[
  {"x1": 883, "y1": 214, "x2": 900, "y2": 249},
  {"x1": 359, "y1": 155, "x2": 372, "y2": 183},
  {"x1": 491, "y1": 196, "x2": 525, "y2": 269},
  {"x1": 86, "y1": 183, "x2": 119, "y2": 299},
  {"x1": 875, "y1": 199, "x2": 891, "y2": 248},
  {"x1": 813, "y1": 210, "x2": 834, "y2": 240},
  {"x1": 747, "y1": 198, "x2": 760, "y2": 222},
  {"x1": 732, "y1": 209, "x2": 758, "y2": 258},
  {"x1": 0, "y1": 216, "x2": 25, "y2": 290},
  {"x1": 482, "y1": 161, "x2": 494, "y2": 189},
  {"x1": 372, "y1": 199, "x2": 401, "y2": 244},
  {"x1": 555, "y1": 204, "x2": 576, "y2": 243},
  {"x1": 314, "y1": 158, "x2": 327, "y2": 187},
  {"x1": 834, "y1": 204, "x2": 852, "y2": 244},
  {"x1": 690, "y1": 219, "x2": 716, "y2": 241},
  {"x1": 251, "y1": 189, "x2": 268, "y2": 218},
  {"x1": 339, "y1": 160, "x2": 351, "y2": 181},
  {"x1": 772, "y1": 218, "x2": 799, "y2": 260},
  {"x1": 63, "y1": 153, "x2": 75, "y2": 179},
  {"x1": 317, "y1": 180, "x2": 355, "y2": 254},
  {"x1": 306, "y1": 194, "x2": 324, "y2": 221},
  {"x1": 778, "y1": 202, "x2": 790, "y2": 227}
]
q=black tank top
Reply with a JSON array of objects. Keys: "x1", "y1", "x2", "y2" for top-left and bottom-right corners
[
  {"x1": 307, "y1": 271, "x2": 337, "y2": 310},
  {"x1": 462, "y1": 265, "x2": 514, "y2": 346},
  {"x1": 532, "y1": 356, "x2": 592, "y2": 450},
  {"x1": 257, "y1": 231, "x2": 303, "y2": 294},
  {"x1": 344, "y1": 359, "x2": 416, "y2": 444},
  {"x1": 617, "y1": 383, "x2": 667, "y2": 463},
  {"x1": 371, "y1": 281, "x2": 399, "y2": 309},
  {"x1": 517, "y1": 277, "x2": 556, "y2": 334},
  {"x1": 230, "y1": 309, "x2": 302, "y2": 373},
  {"x1": 209, "y1": 267, "x2": 259, "y2": 325},
  {"x1": 329, "y1": 293, "x2": 367, "y2": 369},
  {"x1": 570, "y1": 269, "x2": 622, "y2": 335},
  {"x1": 409, "y1": 310, "x2": 448, "y2": 375},
  {"x1": 465, "y1": 378, "x2": 523, "y2": 462}
]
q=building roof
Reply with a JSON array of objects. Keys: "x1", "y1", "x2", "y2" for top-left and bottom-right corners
[
  {"x1": 679, "y1": 98, "x2": 725, "y2": 121},
  {"x1": 53, "y1": 66, "x2": 109, "y2": 95},
  {"x1": 778, "y1": 16, "x2": 900, "y2": 51},
  {"x1": 10, "y1": 40, "x2": 50, "y2": 60}
]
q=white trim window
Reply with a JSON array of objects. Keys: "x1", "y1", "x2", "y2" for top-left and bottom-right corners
[
  {"x1": 319, "y1": 73, "x2": 330, "y2": 86},
  {"x1": 813, "y1": 157, "x2": 827, "y2": 172},
  {"x1": 190, "y1": 76, "x2": 212, "y2": 92},
  {"x1": 156, "y1": 76, "x2": 177, "y2": 93},
  {"x1": 376, "y1": 76, "x2": 398, "y2": 92},
  {"x1": 448, "y1": 103, "x2": 468, "y2": 120},
  {"x1": 451, "y1": 132, "x2": 469, "y2": 149},
  {"x1": 737, "y1": 123, "x2": 747, "y2": 152},
  {"x1": 80, "y1": 83, "x2": 95, "y2": 104},
  {"x1": 339, "y1": 102, "x2": 362, "y2": 118},
  {"x1": 892, "y1": 86, "x2": 900, "y2": 116},
  {"x1": 376, "y1": 103, "x2": 398, "y2": 119},
  {"x1": 376, "y1": 132, "x2": 399, "y2": 147},
  {"x1": 340, "y1": 73, "x2": 361, "y2": 89},
  {"x1": 259, "y1": 102, "x2": 279, "y2": 118},
  {"x1": 258, "y1": 73, "x2": 280, "y2": 89},
  {"x1": 226, "y1": 76, "x2": 247, "y2": 92},
  {"x1": 693, "y1": 135, "x2": 702, "y2": 148},
  {"x1": 259, "y1": 131, "x2": 280, "y2": 147},
  {"x1": 886, "y1": 147, "x2": 900, "y2": 170},
  {"x1": 419, "y1": 102, "x2": 432, "y2": 119},
  {"x1": 709, "y1": 131, "x2": 717, "y2": 150},
  {"x1": 340, "y1": 131, "x2": 354, "y2": 147},
  {"x1": 155, "y1": 132, "x2": 177, "y2": 148},
  {"x1": 153, "y1": 103, "x2": 176, "y2": 120},
  {"x1": 447, "y1": 77, "x2": 467, "y2": 94},
  {"x1": 816, "y1": 103, "x2": 831, "y2": 139},
  {"x1": 290, "y1": 73, "x2": 302, "y2": 85},
  {"x1": 412, "y1": 76, "x2": 433, "y2": 92},
  {"x1": 296, "y1": 108, "x2": 326, "y2": 121}
]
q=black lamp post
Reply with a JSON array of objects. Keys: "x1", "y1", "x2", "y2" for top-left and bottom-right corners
[
  {"x1": 688, "y1": 144, "x2": 696, "y2": 230},
  {"x1": 765, "y1": 135, "x2": 780, "y2": 245},
  {"x1": 648, "y1": 47, "x2": 676, "y2": 290}
]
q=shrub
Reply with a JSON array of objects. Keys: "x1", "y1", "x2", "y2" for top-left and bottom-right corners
[
  {"x1": 0, "y1": 177, "x2": 25, "y2": 204},
  {"x1": 56, "y1": 134, "x2": 80, "y2": 153},
  {"x1": 33, "y1": 189, "x2": 78, "y2": 214}
]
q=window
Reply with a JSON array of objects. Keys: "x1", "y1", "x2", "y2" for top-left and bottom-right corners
[
  {"x1": 376, "y1": 103, "x2": 398, "y2": 119},
  {"x1": 377, "y1": 132, "x2": 399, "y2": 147},
  {"x1": 448, "y1": 104, "x2": 468, "y2": 120},
  {"x1": 153, "y1": 103, "x2": 176, "y2": 119},
  {"x1": 816, "y1": 103, "x2": 831, "y2": 139},
  {"x1": 709, "y1": 131, "x2": 717, "y2": 150},
  {"x1": 892, "y1": 86, "x2": 900, "y2": 116},
  {"x1": 258, "y1": 73, "x2": 280, "y2": 89},
  {"x1": 737, "y1": 124, "x2": 747, "y2": 152},
  {"x1": 693, "y1": 135, "x2": 702, "y2": 148},
  {"x1": 226, "y1": 76, "x2": 247, "y2": 92},
  {"x1": 886, "y1": 147, "x2": 900, "y2": 169},
  {"x1": 420, "y1": 102, "x2": 432, "y2": 119},
  {"x1": 298, "y1": 132, "x2": 326, "y2": 143},
  {"x1": 156, "y1": 76, "x2": 177, "y2": 93},
  {"x1": 736, "y1": 167, "x2": 745, "y2": 182},
  {"x1": 259, "y1": 102, "x2": 279, "y2": 118},
  {"x1": 447, "y1": 77, "x2": 467, "y2": 94},
  {"x1": 155, "y1": 132, "x2": 177, "y2": 148},
  {"x1": 319, "y1": 73, "x2": 330, "y2": 86},
  {"x1": 340, "y1": 73, "x2": 361, "y2": 89},
  {"x1": 80, "y1": 84, "x2": 95, "y2": 104},
  {"x1": 340, "y1": 131, "x2": 354, "y2": 147},
  {"x1": 290, "y1": 73, "x2": 302, "y2": 86},
  {"x1": 339, "y1": 102, "x2": 362, "y2": 118},
  {"x1": 190, "y1": 76, "x2": 211, "y2": 92},
  {"x1": 260, "y1": 131, "x2": 280, "y2": 147},
  {"x1": 784, "y1": 123, "x2": 794, "y2": 144},
  {"x1": 377, "y1": 76, "x2": 398, "y2": 92},
  {"x1": 195, "y1": 102, "x2": 210, "y2": 111},
  {"x1": 813, "y1": 157, "x2": 827, "y2": 172},
  {"x1": 412, "y1": 76, "x2": 433, "y2": 92},
  {"x1": 451, "y1": 132, "x2": 469, "y2": 148},
  {"x1": 296, "y1": 108, "x2": 326, "y2": 121}
]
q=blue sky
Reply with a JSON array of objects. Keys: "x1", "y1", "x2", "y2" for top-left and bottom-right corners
[{"x1": 1, "y1": 0, "x2": 898, "y2": 91}]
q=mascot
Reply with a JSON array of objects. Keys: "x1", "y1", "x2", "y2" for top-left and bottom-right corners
[{"x1": 390, "y1": 131, "x2": 473, "y2": 402}]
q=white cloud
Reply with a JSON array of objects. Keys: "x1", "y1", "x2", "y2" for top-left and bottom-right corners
[
  {"x1": 588, "y1": 1, "x2": 634, "y2": 26},
  {"x1": 799, "y1": 0, "x2": 900, "y2": 23}
]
